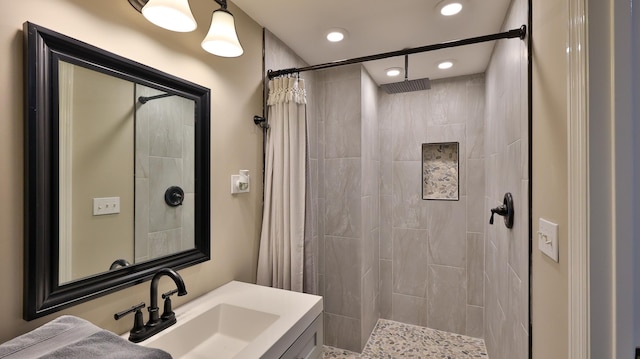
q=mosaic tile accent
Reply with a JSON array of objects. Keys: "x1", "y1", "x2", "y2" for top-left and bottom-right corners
[
  {"x1": 422, "y1": 142, "x2": 459, "y2": 200},
  {"x1": 323, "y1": 319, "x2": 488, "y2": 359}
]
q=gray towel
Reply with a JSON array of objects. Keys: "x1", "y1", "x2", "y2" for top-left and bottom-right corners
[{"x1": 0, "y1": 315, "x2": 171, "y2": 359}]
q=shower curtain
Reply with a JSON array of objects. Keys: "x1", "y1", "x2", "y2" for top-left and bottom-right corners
[{"x1": 257, "y1": 77, "x2": 316, "y2": 294}]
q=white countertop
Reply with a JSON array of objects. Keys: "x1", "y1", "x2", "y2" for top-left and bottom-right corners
[{"x1": 130, "y1": 281, "x2": 323, "y2": 358}]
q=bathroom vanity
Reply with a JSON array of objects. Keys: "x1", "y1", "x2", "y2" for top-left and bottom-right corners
[{"x1": 129, "y1": 281, "x2": 323, "y2": 359}]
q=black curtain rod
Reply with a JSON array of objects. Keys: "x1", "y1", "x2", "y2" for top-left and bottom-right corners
[{"x1": 267, "y1": 25, "x2": 527, "y2": 79}]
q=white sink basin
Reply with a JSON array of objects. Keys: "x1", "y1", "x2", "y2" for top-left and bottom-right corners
[
  {"x1": 144, "y1": 304, "x2": 279, "y2": 358},
  {"x1": 129, "y1": 281, "x2": 323, "y2": 359}
]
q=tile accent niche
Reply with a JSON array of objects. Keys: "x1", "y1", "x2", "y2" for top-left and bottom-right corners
[{"x1": 422, "y1": 142, "x2": 460, "y2": 200}]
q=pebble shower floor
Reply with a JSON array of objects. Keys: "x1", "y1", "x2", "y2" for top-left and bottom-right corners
[{"x1": 322, "y1": 319, "x2": 488, "y2": 358}]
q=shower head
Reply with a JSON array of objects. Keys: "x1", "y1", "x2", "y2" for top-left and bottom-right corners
[
  {"x1": 380, "y1": 78, "x2": 431, "y2": 94},
  {"x1": 379, "y1": 54, "x2": 431, "y2": 94}
]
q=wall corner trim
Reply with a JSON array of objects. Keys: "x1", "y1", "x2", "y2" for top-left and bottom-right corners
[{"x1": 567, "y1": 0, "x2": 590, "y2": 358}]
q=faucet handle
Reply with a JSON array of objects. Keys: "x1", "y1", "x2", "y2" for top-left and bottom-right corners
[
  {"x1": 114, "y1": 302, "x2": 146, "y2": 334},
  {"x1": 114, "y1": 302, "x2": 145, "y2": 320},
  {"x1": 161, "y1": 290, "x2": 179, "y2": 321},
  {"x1": 162, "y1": 289, "x2": 179, "y2": 299}
]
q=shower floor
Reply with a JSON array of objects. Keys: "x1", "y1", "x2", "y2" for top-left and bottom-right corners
[{"x1": 322, "y1": 319, "x2": 488, "y2": 358}]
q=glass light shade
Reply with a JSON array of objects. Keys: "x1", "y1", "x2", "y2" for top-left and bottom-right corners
[
  {"x1": 141, "y1": 0, "x2": 197, "y2": 32},
  {"x1": 201, "y1": 10, "x2": 244, "y2": 57}
]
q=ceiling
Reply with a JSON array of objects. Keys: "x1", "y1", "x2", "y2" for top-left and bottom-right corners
[{"x1": 232, "y1": 0, "x2": 514, "y2": 85}]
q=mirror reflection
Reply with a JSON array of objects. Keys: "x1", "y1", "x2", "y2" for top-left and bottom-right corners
[
  {"x1": 57, "y1": 61, "x2": 195, "y2": 284},
  {"x1": 24, "y1": 22, "x2": 210, "y2": 320}
]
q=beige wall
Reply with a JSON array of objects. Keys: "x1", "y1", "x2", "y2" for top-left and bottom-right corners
[
  {"x1": 0, "y1": 0, "x2": 263, "y2": 341},
  {"x1": 531, "y1": 0, "x2": 569, "y2": 357}
]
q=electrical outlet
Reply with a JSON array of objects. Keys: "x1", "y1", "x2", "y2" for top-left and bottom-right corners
[
  {"x1": 538, "y1": 218, "x2": 559, "y2": 262},
  {"x1": 93, "y1": 197, "x2": 120, "y2": 216},
  {"x1": 230, "y1": 174, "x2": 250, "y2": 194}
]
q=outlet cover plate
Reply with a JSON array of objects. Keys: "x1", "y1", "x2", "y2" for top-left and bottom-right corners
[
  {"x1": 93, "y1": 197, "x2": 120, "y2": 216},
  {"x1": 538, "y1": 218, "x2": 559, "y2": 262},
  {"x1": 230, "y1": 175, "x2": 250, "y2": 194}
]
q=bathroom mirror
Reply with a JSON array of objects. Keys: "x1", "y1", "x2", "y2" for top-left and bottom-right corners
[{"x1": 23, "y1": 22, "x2": 211, "y2": 320}]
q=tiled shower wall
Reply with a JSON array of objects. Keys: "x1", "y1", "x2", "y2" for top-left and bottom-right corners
[
  {"x1": 265, "y1": 30, "x2": 380, "y2": 352},
  {"x1": 316, "y1": 64, "x2": 381, "y2": 352},
  {"x1": 483, "y1": 0, "x2": 529, "y2": 357},
  {"x1": 378, "y1": 74, "x2": 486, "y2": 338},
  {"x1": 134, "y1": 85, "x2": 195, "y2": 262},
  {"x1": 264, "y1": 10, "x2": 529, "y2": 355}
]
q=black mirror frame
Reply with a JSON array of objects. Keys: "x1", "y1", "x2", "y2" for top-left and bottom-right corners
[{"x1": 23, "y1": 22, "x2": 211, "y2": 320}]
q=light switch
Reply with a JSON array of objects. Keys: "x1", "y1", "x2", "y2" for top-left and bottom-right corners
[
  {"x1": 93, "y1": 197, "x2": 120, "y2": 216},
  {"x1": 538, "y1": 218, "x2": 559, "y2": 262}
]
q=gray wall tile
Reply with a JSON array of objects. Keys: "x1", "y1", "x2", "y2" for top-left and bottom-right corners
[
  {"x1": 149, "y1": 157, "x2": 182, "y2": 232},
  {"x1": 380, "y1": 259, "x2": 392, "y2": 319},
  {"x1": 467, "y1": 232, "x2": 485, "y2": 306},
  {"x1": 391, "y1": 94, "x2": 430, "y2": 161},
  {"x1": 379, "y1": 196, "x2": 392, "y2": 260},
  {"x1": 325, "y1": 158, "x2": 362, "y2": 238},
  {"x1": 392, "y1": 161, "x2": 429, "y2": 229},
  {"x1": 324, "y1": 78, "x2": 361, "y2": 159},
  {"x1": 324, "y1": 236, "x2": 361, "y2": 318},
  {"x1": 392, "y1": 293, "x2": 428, "y2": 327},
  {"x1": 181, "y1": 193, "x2": 194, "y2": 250},
  {"x1": 361, "y1": 268, "x2": 379, "y2": 346},
  {"x1": 149, "y1": 228, "x2": 182, "y2": 259},
  {"x1": 392, "y1": 228, "x2": 429, "y2": 297},
  {"x1": 466, "y1": 159, "x2": 486, "y2": 233},
  {"x1": 427, "y1": 198, "x2": 467, "y2": 268},
  {"x1": 324, "y1": 313, "x2": 362, "y2": 353},
  {"x1": 466, "y1": 305, "x2": 484, "y2": 338},
  {"x1": 427, "y1": 265, "x2": 467, "y2": 334}
]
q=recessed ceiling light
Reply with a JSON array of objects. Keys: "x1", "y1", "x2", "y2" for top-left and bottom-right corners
[
  {"x1": 326, "y1": 28, "x2": 347, "y2": 42},
  {"x1": 438, "y1": 61, "x2": 454, "y2": 70},
  {"x1": 437, "y1": 1, "x2": 463, "y2": 16},
  {"x1": 386, "y1": 67, "x2": 402, "y2": 77}
]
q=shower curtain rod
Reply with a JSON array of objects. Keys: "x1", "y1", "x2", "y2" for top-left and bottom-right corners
[{"x1": 267, "y1": 25, "x2": 526, "y2": 80}]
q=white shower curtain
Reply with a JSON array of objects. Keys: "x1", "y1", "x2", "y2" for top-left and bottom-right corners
[{"x1": 257, "y1": 77, "x2": 315, "y2": 293}]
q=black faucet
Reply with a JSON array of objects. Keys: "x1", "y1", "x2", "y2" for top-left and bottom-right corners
[
  {"x1": 115, "y1": 268, "x2": 187, "y2": 343},
  {"x1": 147, "y1": 268, "x2": 187, "y2": 327}
]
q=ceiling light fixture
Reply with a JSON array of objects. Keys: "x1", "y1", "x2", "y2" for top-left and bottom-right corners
[
  {"x1": 326, "y1": 28, "x2": 346, "y2": 42},
  {"x1": 129, "y1": 0, "x2": 243, "y2": 57},
  {"x1": 437, "y1": 1, "x2": 463, "y2": 16},
  {"x1": 140, "y1": 0, "x2": 197, "y2": 32},
  {"x1": 438, "y1": 61, "x2": 454, "y2": 69},
  {"x1": 386, "y1": 67, "x2": 402, "y2": 77}
]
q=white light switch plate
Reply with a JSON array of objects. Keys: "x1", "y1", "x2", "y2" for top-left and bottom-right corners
[
  {"x1": 538, "y1": 218, "x2": 559, "y2": 262},
  {"x1": 93, "y1": 197, "x2": 120, "y2": 216}
]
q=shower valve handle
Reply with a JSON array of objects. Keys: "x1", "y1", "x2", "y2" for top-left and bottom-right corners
[
  {"x1": 489, "y1": 205, "x2": 508, "y2": 225},
  {"x1": 489, "y1": 192, "x2": 514, "y2": 228}
]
